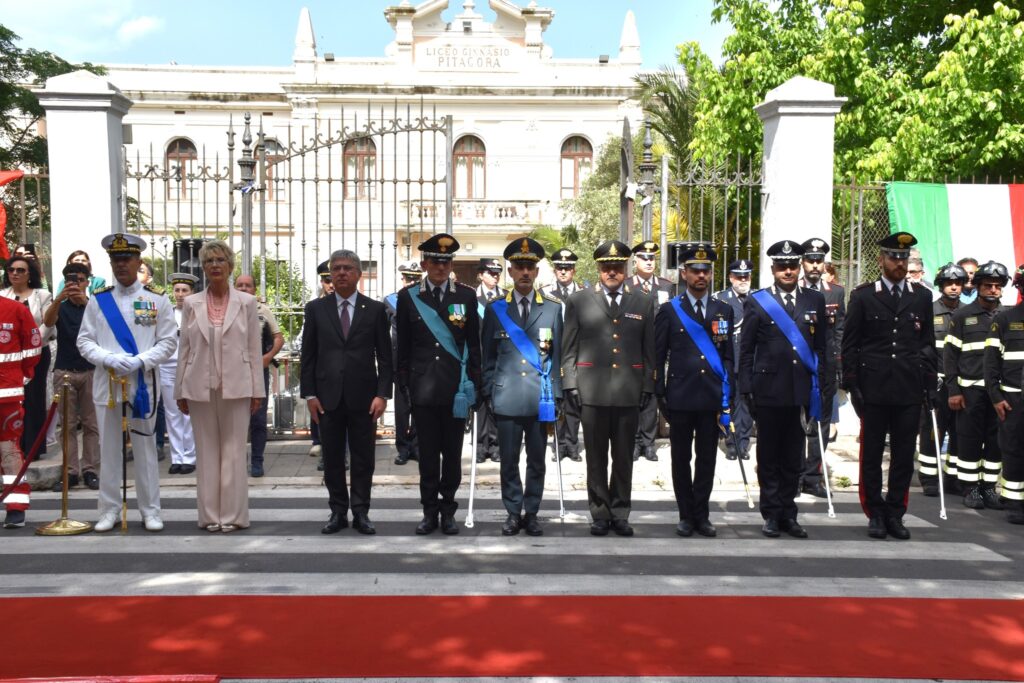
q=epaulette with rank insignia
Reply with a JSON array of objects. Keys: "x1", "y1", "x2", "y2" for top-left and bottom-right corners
[
  {"x1": 542, "y1": 292, "x2": 561, "y2": 304},
  {"x1": 144, "y1": 283, "x2": 165, "y2": 295},
  {"x1": 94, "y1": 285, "x2": 114, "y2": 294},
  {"x1": 454, "y1": 281, "x2": 475, "y2": 291},
  {"x1": 854, "y1": 281, "x2": 875, "y2": 291}
]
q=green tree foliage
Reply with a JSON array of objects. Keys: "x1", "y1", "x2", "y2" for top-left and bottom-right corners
[
  {"x1": 0, "y1": 24, "x2": 105, "y2": 169},
  {"x1": 251, "y1": 256, "x2": 310, "y2": 342},
  {"x1": 680, "y1": 0, "x2": 1024, "y2": 181}
]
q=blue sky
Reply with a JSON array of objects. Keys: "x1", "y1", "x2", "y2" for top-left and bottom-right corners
[{"x1": 0, "y1": 0, "x2": 729, "y2": 69}]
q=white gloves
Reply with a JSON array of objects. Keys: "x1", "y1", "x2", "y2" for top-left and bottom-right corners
[{"x1": 106, "y1": 354, "x2": 143, "y2": 376}]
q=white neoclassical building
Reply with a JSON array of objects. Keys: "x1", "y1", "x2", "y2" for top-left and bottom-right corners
[{"x1": 94, "y1": 0, "x2": 644, "y2": 294}]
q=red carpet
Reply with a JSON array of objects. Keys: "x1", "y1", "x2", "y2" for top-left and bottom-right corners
[{"x1": 3, "y1": 595, "x2": 1023, "y2": 680}]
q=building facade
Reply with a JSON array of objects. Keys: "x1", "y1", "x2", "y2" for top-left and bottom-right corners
[{"x1": 106, "y1": 1, "x2": 643, "y2": 295}]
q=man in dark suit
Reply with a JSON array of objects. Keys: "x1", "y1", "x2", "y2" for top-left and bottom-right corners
[
  {"x1": 798, "y1": 238, "x2": 846, "y2": 498},
  {"x1": 301, "y1": 249, "x2": 393, "y2": 535},
  {"x1": 563, "y1": 240, "x2": 656, "y2": 537},
  {"x1": 713, "y1": 258, "x2": 753, "y2": 461},
  {"x1": 656, "y1": 245, "x2": 734, "y2": 538},
  {"x1": 542, "y1": 248, "x2": 584, "y2": 462},
  {"x1": 396, "y1": 233, "x2": 481, "y2": 535},
  {"x1": 474, "y1": 258, "x2": 505, "y2": 464},
  {"x1": 482, "y1": 238, "x2": 563, "y2": 537},
  {"x1": 740, "y1": 240, "x2": 827, "y2": 539},
  {"x1": 630, "y1": 240, "x2": 675, "y2": 462},
  {"x1": 843, "y1": 232, "x2": 936, "y2": 540},
  {"x1": 384, "y1": 261, "x2": 423, "y2": 466}
]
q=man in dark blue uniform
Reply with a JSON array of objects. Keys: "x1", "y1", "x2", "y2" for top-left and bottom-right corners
[
  {"x1": 542, "y1": 248, "x2": 584, "y2": 462},
  {"x1": 631, "y1": 240, "x2": 675, "y2": 462},
  {"x1": 798, "y1": 238, "x2": 846, "y2": 498},
  {"x1": 474, "y1": 258, "x2": 505, "y2": 464},
  {"x1": 843, "y1": 232, "x2": 936, "y2": 540},
  {"x1": 562, "y1": 240, "x2": 656, "y2": 537},
  {"x1": 482, "y1": 238, "x2": 563, "y2": 537},
  {"x1": 713, "y1": 258, "x2": 753, "y2": 461},
  {"x1": 385, "y1": 261, "x2": 422, "y2": 466},
  {"x1": 740, "y1": 240, "x2": 826, "y2": 539},
  {"x1": 656, "y1": 244, "x2": 734, "y2": 538},
  {"x1": 396, "y1": 234, "x2": 481, "y2": 535}
]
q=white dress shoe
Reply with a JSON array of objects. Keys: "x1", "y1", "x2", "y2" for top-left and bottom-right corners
[
  {"x1": 94, "y1": 512, "x2": 118, "y2": 533},
  {"x1": 143, "y1": 515, "x2": 164, "y2": 532}
]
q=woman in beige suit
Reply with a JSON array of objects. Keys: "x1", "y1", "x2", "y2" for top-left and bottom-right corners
[{"x1": 174, "y1": 240, "x2": 264, "y2": 532}]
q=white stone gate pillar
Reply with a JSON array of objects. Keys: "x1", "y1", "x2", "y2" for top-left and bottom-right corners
[
  {"x1": 754, "y1": 76, "x2": 846, "y2": 288},
  {"x1": 36, "y1": 71, "x2": 131, "y2": 283}
]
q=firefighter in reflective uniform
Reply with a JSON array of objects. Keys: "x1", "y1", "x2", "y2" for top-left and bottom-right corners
[
  {"x1": 944, "y1": 260, "x2": 1007, "y2": 510},
  {"x1": 0, "y1": 297, "x2": 42, "y2": 529},
  {"x1": 984, "y1": 264, "x2": 1024, "y2": 524},
  {"x1": 917, "y1": 263, "x2": 966, "y2": 496}
]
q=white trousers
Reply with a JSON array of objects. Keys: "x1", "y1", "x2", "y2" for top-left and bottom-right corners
[
  {"x1": 96, "y1": 403, "x2": 161, "y2": 519},
  {"x1": 159, "y1": 364, "x2": 195, "y2": 465}
]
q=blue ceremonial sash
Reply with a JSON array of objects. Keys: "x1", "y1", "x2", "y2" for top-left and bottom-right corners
[
  {"x1": 751, "y1": 289, "x2": 821, "y2": 420},
  {"x1": 385, "y1": 292, "x2": 398, "y2": 311},
  {"x1": 95, "y1": 290, "x2": 150, "y2": 418},
  {"x1": 410, "y1": 293, "x2": 475, "y2": 419},
  {"x1": 492, "y1": 299, "x2": 555, "y2": 422},
  {"x1": 669, "y1": 297, "x2": 730, "y2": 429}
]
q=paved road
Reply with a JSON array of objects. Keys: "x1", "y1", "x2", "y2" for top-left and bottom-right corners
[{"x1": 5, "y1": 441, "x2": 1022, "y2": 682}]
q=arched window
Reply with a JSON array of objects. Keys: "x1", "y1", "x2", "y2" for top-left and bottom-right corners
[
  {"x1": 454, "y1": 135, "x2": 485, "y2": 199},
  {"x1": 560, "y1": 136, "x2": 593, "y2": 199},
  {"x1": 262, "y1": 138, "x2": 286, "y2": 200},
  {"x1": 165, "y1": 138, "x2": 198, "y2": 199},
  {"x1": 343, "y1": 137, "x2": 376, "y2": 199}
]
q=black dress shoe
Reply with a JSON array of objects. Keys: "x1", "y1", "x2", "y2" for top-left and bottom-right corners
[
  {"x1": 352, "y1": 513, "x2": 376, "y2": 535},
  {"x1": 675, "y1": 519, "x2": 694, "y2": 537},
  {"x1": 885, "y1": 516, "x2": 911, "y2": 540},
  {"x1": 415, "y1": 515, "x2": 438, "y2": 535},
  {"x1": 725, "y1": 452, "x2": 738, "y2": 461},
  {"x1": 168, "y1": 463, "x2": 181, "y2": 475},
  {"x1": 489, "y1": 453, "x2": 500, "y2": 463},
  {"x1": 801, "y1": 481, "x2": 827, "y2": 498},
  {"x1": 83, "y1": 471, "x2": 99, "y2": 490},
  {"x1": 590, "y1": 519, "x2": 610, "y2": 536},
  {"x1": 644, "y1": 450, "x2": 658, "y2": 462},
  {"x1": 695, "y1": 519, "x2": 717, "y2": 538},
  {"x1": 178, "y1": 464, "x2": 195, "y2": 475},
  {"x1": 321, "y1": 512, "x2": 348, "y2": 535},
  {"x1": 408, "y1": 453, "x2": 419, "y2": 462},
  {"x1": 394, "y1": 453, "x2": 409, "y2": 465},
  {"x1": 316, "y1": 457, "x2": 325, "y2": 472},
  {"x1": 632, "y1": 450, "x2": 640, "y2": 462},
  {"x1": 611, "y1": 519, "x2": 634, "y2": 537},
  {"x1": 921, "y1": 481, "x2": 939, "y2": 497},
  {"x1": 867, "y1": 516, "x2": 887, "y2": 539},
  {"x1": 779, "y1": 519, "x2": 808, "y2": 538},
  {"x1": 740, "y1": 452, "x2": 750, "y2": 460},
  {"x1": 761, "y1": 518, "x2": 781, "y2": 538},
  {"x1": 501, "y1": 513, "x2": 522, "y2": 536},
  {"x1": 569, "y1": 453, "x2": 582, "y2": 462},
  {"x1": 52, "y1": 473, "x2": 80, "y2": 492},
  {"x1": 523, "y1": 513, "x2": 543, "y2": 536},
  {"x1": 475, "y1": 455, "x2": 487, "y2": 464},
  {"x1": 441, "y1": 514, "x2": 459, "y2": 535}
]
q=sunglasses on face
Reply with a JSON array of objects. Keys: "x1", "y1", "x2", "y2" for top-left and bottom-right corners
[
  {"x1": 636, "y1": 255, "x2": 655, "y2": 261},
  {"x1": 555, "y1": 265, "x2": 575, "y2": 271},
  {"x1": 7, "y1": 267, "x2": 27, "y2": 274}
]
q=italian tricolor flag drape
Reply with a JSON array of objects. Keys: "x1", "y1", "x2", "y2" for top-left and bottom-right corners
[{"x1": 887, "y1": 182, "x2": 1024, "y2": 284}]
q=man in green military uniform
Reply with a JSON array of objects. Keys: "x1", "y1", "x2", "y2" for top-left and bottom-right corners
[{"x1": 562, "y1": 240, "x2": 656, "y2": 537}]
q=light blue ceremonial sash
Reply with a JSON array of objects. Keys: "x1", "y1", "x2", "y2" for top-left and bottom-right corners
[
  {"x1": 477, "y1": 301, "x2": 485, "y2": 319},
  {"x1": 492, "y1": 299, "x2": 555, "y2": 422},
  {"x1": 95, "y1": 290, "x2": 150, "y2": 418},
  {"x1": 410, "y1": 293, "x2": 475, "y2": 419},
  {"x1": 751, "y1": 289, "x2": 821, "y2": 420},
  {"x1": 669, "y1": 297, "x2": 730, "y2": 429},
  {"x1": 385, "y1": 292, "x2": 398, "y2": 310}
]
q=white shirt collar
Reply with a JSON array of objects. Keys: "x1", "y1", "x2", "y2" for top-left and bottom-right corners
[
  {"x1": 334, "y1": 291, "x2": 358, "y2": 308},
  {"x1": 880, "y1": 275, "x2": 906, "y2": 293},
  {"x1": 685, "y1": 290, "x2": 709, "y2": 310}
]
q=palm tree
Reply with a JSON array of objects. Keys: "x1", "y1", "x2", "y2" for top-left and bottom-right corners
[{"x1": 633, "y1": 66, "x2": 698, "y2": 175}]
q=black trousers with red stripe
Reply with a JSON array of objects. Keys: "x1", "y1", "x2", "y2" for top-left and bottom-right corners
[{"x1": 859, "y1": 402, "x2": 921, "y2": 520}]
